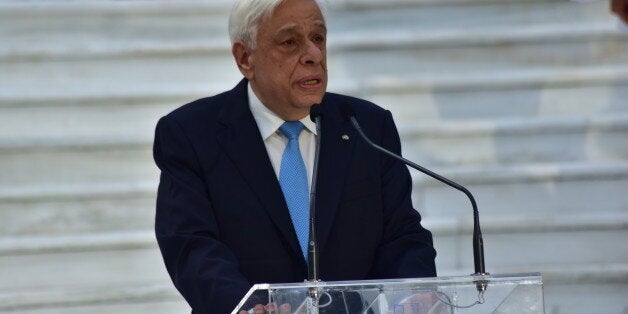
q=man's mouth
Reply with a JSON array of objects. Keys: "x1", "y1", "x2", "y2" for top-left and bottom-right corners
[
  {"x1": 302, "y1": 79, "x2": 319, "y2": 85},
  {"x1": 298, "y1": 77, "x2": 323, "y2": 89}
]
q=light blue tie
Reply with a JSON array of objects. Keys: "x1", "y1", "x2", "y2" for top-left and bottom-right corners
[{"x1": 278, "y1": 121, "x2": 310, "y2": 260}]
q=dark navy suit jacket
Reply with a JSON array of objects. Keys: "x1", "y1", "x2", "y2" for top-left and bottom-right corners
[{"x1": 153, "y1": 79, "x2": 436, "y2": 314}]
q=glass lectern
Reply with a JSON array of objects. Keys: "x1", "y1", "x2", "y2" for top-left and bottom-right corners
[{"x1": 232, "y1": 273, "x2": 543, "y2": 313}]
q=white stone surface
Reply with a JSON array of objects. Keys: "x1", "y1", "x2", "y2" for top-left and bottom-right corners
[
  {"x1": 5, "y1": 300, "x2": 190, "y2": 314},
  {"x1": 399, "y1": 114, "x2": 628, "y2": 165},
  {"x1": 0, "y1": 281, "x2": 185, "y2": 313},
  {"x1": 435, "y1": 229, "x2": 628, "y2": 270},
  {"x1": 2, "y1": 162, "x2": 627, "y2": 238},
  {"x1": 2, "y1": 29, "x2": 627, "y2": 102},
  {"x1": 543, "y1": 283, "x2": 628, "y2": 314},
  {"x1": 0, "y1": 0, "x2": 626, "y2": 312},
  {"x1": 368, "y1": 66, "x2": 628, "y2": 122},
  {"x1": 0, "y1": 183, "x2": 156, "y2": 236},
  {"x1": 0, "y1": 231, "x2": 155, "y2": 256},
  {"x1": 0, "y1": 0, "x2": 615, "y2": 60},
  {"x1": 414, "y1": 162, "x2": 628, "y2": 217},
  {"x1": 0, "y1": 248, "x2": 169, "y2": 294}
]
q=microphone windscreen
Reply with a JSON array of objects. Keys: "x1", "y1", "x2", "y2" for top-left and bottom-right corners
[
  {"x1": 309, "y1": 104, "x2": 323, "y2": 122},
  {"x1": 340, "y1": 102, "x2": 356, "y2": 119}
]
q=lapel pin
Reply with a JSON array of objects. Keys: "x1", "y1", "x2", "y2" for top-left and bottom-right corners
[{"x1": 341, "y1": 134, "x2": 350, "y2": 141}]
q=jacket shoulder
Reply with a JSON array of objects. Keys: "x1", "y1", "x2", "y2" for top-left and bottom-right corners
[
  {"x1": 161, "y1": 89, "x2": 232, "y2": 126},
  {"x1": 325, "y1": 92, "x2": 388, "y2": 115},
  {"x1": 324, "y1": 92, "x2": 391, "y2": 126}
]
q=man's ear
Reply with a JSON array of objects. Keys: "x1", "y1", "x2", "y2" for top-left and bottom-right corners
[{"x1": 232, "y1": 41, "x2": 254, "y2": 80}]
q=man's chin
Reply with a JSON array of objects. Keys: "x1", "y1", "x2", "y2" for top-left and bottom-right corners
[
  {"x1": 295, "y1": 93, "x2": 325, "y2": 108},
  {"x1": 297, "y1": 101, "x2": 323, "y2": 113}
]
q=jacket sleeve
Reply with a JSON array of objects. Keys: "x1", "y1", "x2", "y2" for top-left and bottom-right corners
[
  {"x1": 372, "y1": 110, "x2": 437, "y2": 278},
  {"x1": 153, "y1": 116, "x2": 251, "y2": 314}
]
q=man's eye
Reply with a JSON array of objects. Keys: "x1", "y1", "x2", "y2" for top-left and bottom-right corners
[
  {"x1": 314, "y1": 35, "x2": 325, "y2": 42},
  {"x1": 282, "y1": 39, "x2": 295, "y2": 46}
]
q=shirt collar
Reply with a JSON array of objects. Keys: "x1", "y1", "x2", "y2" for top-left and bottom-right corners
[{"x1": 248, "y1": 83, "x2": 317, "y2": 140}]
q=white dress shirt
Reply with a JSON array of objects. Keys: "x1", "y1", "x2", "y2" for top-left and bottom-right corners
[{"x1": 248, "y1": 84, "x2": 317, "y2": 191}]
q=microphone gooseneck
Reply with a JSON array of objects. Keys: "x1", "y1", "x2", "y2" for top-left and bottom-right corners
[
  {"x1": 306, "y1": 104, "x2": 324, "y2": 307},
  {"x1": 340, "y1": 103, "x2": 488, "y2": 285},
  {"x1": 307, "y1": 104, "x2": 322, "y2": 283}
]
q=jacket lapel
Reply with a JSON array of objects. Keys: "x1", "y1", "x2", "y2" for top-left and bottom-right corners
[
  {"x1": 215, "y1": 79, "x2": 303, "y2": 261},
  {"x1": 314, "y1": 97, "x2": 357, "y2": 253},
  {"x1": 215, "y1": 81, "x2": 358, "y2": 263}
]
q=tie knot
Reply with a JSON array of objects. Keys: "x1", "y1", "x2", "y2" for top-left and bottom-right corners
[{"x1": 280, "y1": 121, "x2": 304, "y2": 140}]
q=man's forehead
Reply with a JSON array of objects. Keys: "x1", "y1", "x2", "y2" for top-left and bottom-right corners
[{"x1": 260, "y1": 0, "x2": 326, "y2": 31}]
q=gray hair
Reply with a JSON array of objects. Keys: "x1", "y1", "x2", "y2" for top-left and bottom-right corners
[{"x1": 229, "y1": 0, "x2": 326, "y2": 49}]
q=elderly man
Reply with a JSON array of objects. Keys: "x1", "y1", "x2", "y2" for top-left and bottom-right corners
[{"x1": 153, "y1": 0, "x2": 436, "y2": 313}]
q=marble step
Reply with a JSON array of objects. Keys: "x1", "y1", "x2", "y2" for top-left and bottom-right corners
[
  {"x1": 0, "y1": 231, "x2": 155, "y2": 257},
  {"x1": 333, "y1": 0, "x2": 565, "y2": 8},
  {"x1": 0, "y1": 182, "x2": 156, "y2": 237},
  {"x1": 368, "y1": 65, "x2": 628, "y2": 122},
  {"x1": 1, "y1": 162, "x2": 626, "y2": 237},
  {"x1": 4, "y1": 300, "x2": 190, "y2": 314},
  {"x1": 432, "y1": 213, "x2": 628, "y2": 271},
  {"x1": 398, "y1": 114, "x2": 628, "y2": 166},
  {"x1": 0, "y1": 102, "x2": 170, "y2": 150},
  {"x1": 328, "y1": 0, "x2": 610, "y2": 34},
  {"x1": 0, "y1": 244, "x2": 625, "y2": 313},
  {"x1": 327, "y1": 22, "x2": 628, "y2": 82},
  {"x1": 2, "y1": 212, "x2": 626, "y2": 275},
  {"x1": 0, "y1": 0, "x2": 609, "y2": 61},
  {"x1": 0, "y1": 145, "x2": 157, "y2": 188},
  {"x1": 0, "y1": 281, "x2": 187, "y2": 313},
  {"x1": 3, "y1": 211, "x2": 625, "y2": 256},
  {"x1": 543, "y1": 282, "x2": 628, "y2": 314},
  {"x1": 4, "y1": 64, "x2": 627, "y2": 119},
  {"x1": 0, "y1": 246, "x2": 176, "y2": 300},
  {"x1": 1, "y1": 112, "x2": 626, "y2": 194},
  {"x1": 0, "y1": 215, "x2": 628, "y2": 294},
  {"x1": 2, "y1": 22, "x2": 627, "y2": 102},
  {"x1": 412, "y1": 161, "x2": 628, "y2": 219}
]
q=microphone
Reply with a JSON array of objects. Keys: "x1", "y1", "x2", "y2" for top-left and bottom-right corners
[
  {"x1": 307, "y1": 104, "x2": 323, "y2": 283},
  {"x1": 340, "y1": 103, "x2": 488, "y2": 291}
]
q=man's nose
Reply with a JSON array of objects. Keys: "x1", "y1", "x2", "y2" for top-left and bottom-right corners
[{"x1": 300, "y1": 40, "x2": 324, "y2": 65}]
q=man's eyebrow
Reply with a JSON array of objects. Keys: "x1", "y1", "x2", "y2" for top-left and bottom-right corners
[
  {"x1": 274, "y1": 24, "x2": 299, "y2": 37},
  {"x1": 314, "y1": 20, "x2": 327, "y2": 32},
  {"x1": 274, "y1": 21, "x2": 327, "y2": 37}
]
